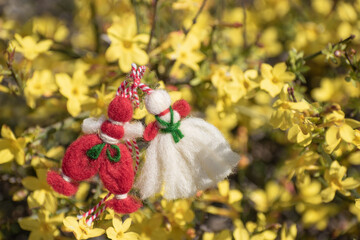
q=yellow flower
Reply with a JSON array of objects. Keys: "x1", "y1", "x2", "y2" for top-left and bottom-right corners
[
  {"x1": 249, "y1": 181, "x2": 292, "y2": 212},
  {"x1": 0, "y1": 125, "x2": 26, "y2": 165},
  {"x1": 63, "y1": 216, "x2": 105, "y2": 240},
  {"x1": 202, "y1": 180, "x2": 243, "y2": 218},
  {"x1": 12, "y1": 34, "x2": 52, "y2": 60},
  {"x1": 287, "y1": 111, "x2": 315, "y2": 147},
  {"x1": 82, "y1": 84, "x2": 115, "y2": 117},
  {"x1": 296, "y1": 175, "x2": 322, "y2": 205},
  {"x1": 260, "y1": 63, "x2": 295, "y2": 97},
  {"x1": 166, "y1": 32, "x2": 205, "y2": 75},
  {"x1": 212, "y1": 65, "x2": 258, "y2": 103},
  {"x1": 55, "y1": 71, "x2": 89, "y2": 117},
  {"x1": 233, "y1": 219, "x2": 249, "y2": 240},
  {"x1": 321, "y1": 161, "x2": 360, "y2": 202},
  {"x1": 285, "y1": 151, "x2": 320, "y2": 180},
  {"x1": 160, "y1": 199, "x2": 195, "y2": 227},
  {"x1": 129, "y1": 209, "x2": 167, "y2": 240},
  {"x1": 203, "y1": 230, "x2": 232, "y2": 240},
  {"x1": 300, "y1": 205, "x2": 338, "y2": 230},
  {"x1": 324, "y1": 110, "x2": 356, "y2": 153},
  {"x1": 105, "y1": 15, "x2": 149, "y2": 73},
  {"x1": 106, "y1": 217, "x2": 138, "y2": 240},
  {"x1": 32, "y1": 16, "x2": 69, "y2": 42},
  {"x1": 280, "y1": 224, "x2": 297, "y2": 240},
  {"x1": 25, "y1": 70, "x2": 58, "y2": 108},
  {"x1": 22, "y1": 168, "x2": 58, "y2": 213},
  {"x1": 206, "y1": 106, "x2": 237, "y2": 139},
  {"x1": 270, "y1": 85, "x2": 310, "y2": 130},
  {"x1": 18, "y1": 210, "x2": 64, "y2": 240}
]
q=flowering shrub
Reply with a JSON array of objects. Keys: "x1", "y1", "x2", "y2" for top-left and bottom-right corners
[{"x1": 1, "y1": 0, "x2": 360, "y2": 239}]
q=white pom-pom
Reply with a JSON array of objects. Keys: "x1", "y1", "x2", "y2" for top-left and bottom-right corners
[
  {"x1": 81, "y1": 115, "x2": 106, "y2": 134},
  {"x1": 123, "y1": 122, "x2": 144, "y2": 140},
  {"x1": 144, "y1": 89, "x2": 171, "y2": 115}
]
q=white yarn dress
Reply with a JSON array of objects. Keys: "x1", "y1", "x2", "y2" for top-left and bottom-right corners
[{"x1": 135, "y1": 90, "x2": 239, "y2": 200}]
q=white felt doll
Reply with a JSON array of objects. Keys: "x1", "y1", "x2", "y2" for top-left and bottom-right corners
[{"x1": 134, "y1": 89, "x2": 239, "y2": 199}]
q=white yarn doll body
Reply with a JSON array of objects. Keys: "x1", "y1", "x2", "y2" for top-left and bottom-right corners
[{"x1": 135, "y1": 90, "x2": 239, "y2": 199}]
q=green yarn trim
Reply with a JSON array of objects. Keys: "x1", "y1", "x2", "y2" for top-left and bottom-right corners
[
  {"x1": 87, "y1": 143, "x2": 106, "y2": 160},
  {"x1": 86, "y1": 142, "x2": 121, "y2": 162},
  {"x1": 155, "y1": 106, "x2": 184, "y2": 143},
  {"x1": 106, "y1": 144, "x2": 121, "y2": 162}
]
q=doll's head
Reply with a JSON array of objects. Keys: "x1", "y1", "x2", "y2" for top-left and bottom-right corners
[
  {"x1": 144, "y1": 90, "x2": 171, "y2": 115},
  {"x1": 108, "y1": 96, "x2": 133, "y2": 123}
]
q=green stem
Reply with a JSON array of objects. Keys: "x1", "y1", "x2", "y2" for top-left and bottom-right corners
[{"x1": 304, "y1": 35, "x2": 355, "y2": 61}]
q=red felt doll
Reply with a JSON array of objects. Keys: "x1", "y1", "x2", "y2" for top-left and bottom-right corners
[{"x1": 47, "y1": 96, "x2": 143, "y2": 213}]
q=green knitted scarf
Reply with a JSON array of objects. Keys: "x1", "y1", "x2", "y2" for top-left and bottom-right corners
[{"x1": 155, "y1": 106, "x2": 184, "y2": 143}]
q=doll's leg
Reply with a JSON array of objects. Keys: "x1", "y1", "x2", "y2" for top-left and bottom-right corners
[
  {"x1": 47, "y1": 135, "x2": 102, "y2": 196},
  {"x1": 99, "y1": 144, "x2": 141, "y2": 213}
]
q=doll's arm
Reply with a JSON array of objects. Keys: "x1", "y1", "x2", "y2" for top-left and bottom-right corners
[
  {"x1": 143, "y1": 121, "x2": 159, "y2": 141},
  {"x1": 123, "y1": 121, "x2": 144, "y2": 140},
  {"x1": 172, "y1": 99, "x2": 191, "y2": 118}
]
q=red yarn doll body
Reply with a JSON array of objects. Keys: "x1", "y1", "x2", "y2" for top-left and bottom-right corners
[{"x1": 47, "y1": 96, "x2": 143, "y2": 213}]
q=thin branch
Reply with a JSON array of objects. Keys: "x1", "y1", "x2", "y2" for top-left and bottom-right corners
[
  {"x1": 131, "y1": 0, "x2": 140, "y2": 34},
  {"x1": 304, "y1": 35, "x2": 355, "y2": 61},
  {"x1": 183, "y1": 0, "x2": 207, "y2": 36},
  {"x1": 147, "y1": 0, "x2": 159, "y2": 53},
  {"x1": 90, "y1": 0, "x2": 101, "y2": 53},
  {"x1": 241, "y1": 0, "x2": 247, "y2": 49}
]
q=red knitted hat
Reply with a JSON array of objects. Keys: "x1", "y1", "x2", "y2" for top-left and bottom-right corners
[{"x1": 108, "y1": 96, "x2": 133, "y2": 122}]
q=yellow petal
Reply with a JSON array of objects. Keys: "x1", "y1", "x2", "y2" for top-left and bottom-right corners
[
  {"x1": 118, "y1": 51, "x2": 133, "y2": 72},
  {"x1": 325, "y1": 126, "x2": 340, "y2": 146},
  {"x1": 134, "y1": 34, "x2": 150, "y2": 43},
  {"x1": 22, "y1": 176, "x2": 40, "y2": 191},
  {"x1": 131, "y1": 47, "x2": 149, "y2": 66},
  {"x1": 320, "y1": 187, "x2": 336, "y2": 203},
  {"x1": 87, "y1": 228, "x2": 105, "y2": 238},
  {"x1": 273, "y1": 62, "x2": 287, "y2": 78},
  {"x1": 0, "y1": 148, "x2": 14, "y2": 164},
  {"x1": 341, "y1": 177, "x2": 360, "y2": 189},
  {"x1": 113, "y1": 216, "x2": 123, "y2": 232},
  {"x1": 345, "y1": 118, "x2": 360, "y2": 129},
  {"x1": 67, "y1": 98, "x2": 82, "y2": 117},
  {"x1": 348, "y1": 151, "x2": 360, "y2": 165},
  {"x1": 233, "y1": 228, "x2": 249, "y2": 240},
  {"x1": 1, "y1": 125, "x2": 16, "y2": 140},
  {"x1": 260, "y1": 63, "x2": 273, "y2": 80},
  {"x1": 63, "y1": 216, "x2": 79, "y2": 232},
  {"x1": 218, "y1": 180, "x2": 229, "y2": 197},
  {"x1": 105, "y1": 44, "x2": 122, "y2": 62},
  {"x1": 339, "y1": 124, "x2": 354, "y2": 143},
  {"x1": 121, "y1": 218, "x2": 132, "y2": 232},
  {"x1": 44, "y1": 193, "x2": 58, "y2": 213},
  {"x1": 228, "y1": 190, "x2": 243, "y2": 204},
  {"x1": 355, "y1": 199, "x2": 360, "y2": 209},
  {"x1": 18, "y1": 217, "x2": 40, "y2": 231},
  {"x1": 55, "y1": 73, "x2": 72, "y2": 98},
  {"x1": 36, "y1": 39, "x2": 53, "y2": 52},
  {"x1": 123, "y1": 232, "x2": 139, "y2": 240},
  {"x1": 106, "y1": 227, "x2": 117, "y2": 240}
]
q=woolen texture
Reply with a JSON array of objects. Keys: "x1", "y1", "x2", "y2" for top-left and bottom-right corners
[
  {"x1": 100, "y1": 121, "x2": 124, "y2": 140},
  {"x1": 47, "y1": 96, "x2": 143, "y2": 213},
  {"x1": 143, "y1": 121, "x2": 159, "y2": 141},
  {"x1": 46, "y1": 170, "x2": 79, "y2": 196},
  {"x1": 144, "y1": 90, "x2": 171, "y2": 115},
  {"x1": 105, "y1": 195, "x2": 142, "y2": 214},
  {"x1": 135, "y1": 90, "x2": 240, "y2": 199},
  {"x1": 173, "y1": 99, "x2": 191, "y2": 118},
  {"x1": 108, "y1": 96, "x2": 133, "y2": 122},
  {"x1": 82, "y1": 116, "x2": 106, "y2": 134}
]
